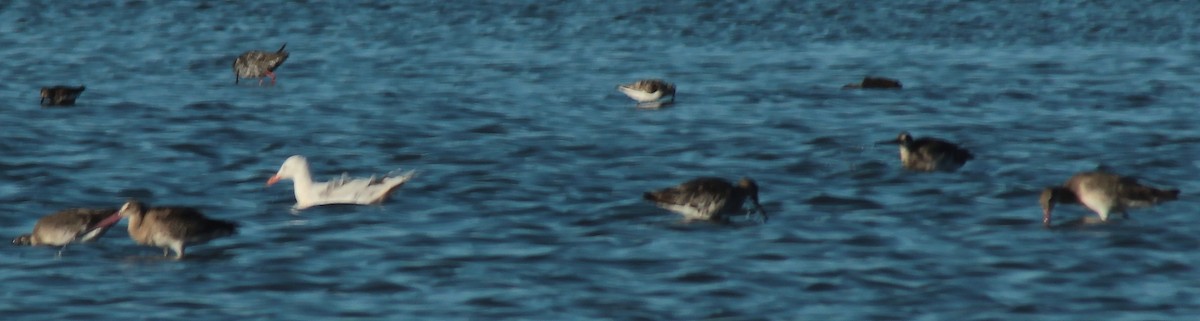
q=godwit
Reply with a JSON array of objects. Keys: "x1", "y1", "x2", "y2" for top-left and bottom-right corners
[
  {"x1": 617, "y1": 79, "x2": 676, "y2": 107},
  {"x1": 115, "y1": 199, "x2": 238, "y2": 258},
  {"x1": 11, "y1": 208, "x2": 120, "y2": 247},
  {"x1": 233, "y1": 43, "x2": 289, "y2": 85},
  {"x1": 643, "y1": 177, "x2": 767, "y2": 222},
  {"x1": 39, "y1": 85, "x2": 86, "y2": 106},
  {"x1": 877, "y1": 131, "x2": 974, "y2": 172},
  {"x1": 842, "y1": 76, "x2": 903, "y2": 89},
  {"x1": 266, "y1": 155, "x2": 416, "y2": 210},
  {"x1": 1039, "y1": 171, "x2": 1179, "y2": 226}
]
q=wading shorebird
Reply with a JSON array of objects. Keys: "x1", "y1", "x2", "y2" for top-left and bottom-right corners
[
  {"x1": 617, "y1": 79, "x2": 676, "y2": 107},
  {"x1": 842, "y1": 76, "x2": 903, "y2": 89},
  {"x1": 877, "y1": 131, "x2": 974, "y2": 172},
  {"x1": 644, "y1": 177, "x2": 767, "y2": 223},
  {"x1": 12, "y1": 208, "x2": 121, "y2": 251},
  {"x1": 39, "y1": 85, "x2": 86, "y2": 106},
  {"x1": 1039, "y1": 171, "x2": 1179, "y2": 227},
  {"x1": 267, "y1": 155, "x2": 416, "y2": 210},
  {"x1": 233, "y1": 43, "x2": 289, "y2": 85},
  {"x1": 113, "y1": 199, "x2": 237, "y2": 259}
]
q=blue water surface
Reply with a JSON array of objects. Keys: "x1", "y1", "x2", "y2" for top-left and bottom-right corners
[{"x1": 1, "y1": 1, "x2": 1198, "y2": 320}]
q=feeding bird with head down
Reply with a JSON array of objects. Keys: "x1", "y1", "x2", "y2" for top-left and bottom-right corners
[
  {"x1": 12, "y1": 208, "x2": 121, "y2": 254},
  {"x1": 1039, "y1": 171, "x2": 1178, "y2": 227},
  {"x1": 643, "y1": 177, "x2": 767, "y2": 223},
  {"x1": 233, "y1": 43, "x2": 289, "y2": 86}
]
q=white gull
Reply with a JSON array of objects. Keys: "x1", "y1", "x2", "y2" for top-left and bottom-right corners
[{"x1": 266, "y1": 155, "x2": 416, "y2": 210}]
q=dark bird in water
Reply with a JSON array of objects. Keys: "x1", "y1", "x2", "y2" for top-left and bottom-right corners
[
  {"x1": 643, "y1": 177, "x2": 767, "y2": 222},
  {"x1": 113, "y1": 199, "x2": 238, "y2": 259},
  {"x1": 842, "y1": 76, "x2": 902, "y2": 89},
  {"x1": 1040, "y1": 171, "x2": 1179, "y2": 227},
  {"x1": 234, "y1": 43, "x2": 289, "y2": 85},
  {"x1": 876, "y1": 131, "x2": 974, "y2": 172},
  {"x1": 12, "y1": 208, "x2": 120, "y2": 247},
  {"x1": 40, "y1": 85, "x2": 86, "y2": 106}
]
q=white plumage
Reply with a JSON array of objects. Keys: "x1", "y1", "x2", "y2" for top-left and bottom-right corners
[{"x1": 267, "y1": 155, "x2": 416, "y2": 210}]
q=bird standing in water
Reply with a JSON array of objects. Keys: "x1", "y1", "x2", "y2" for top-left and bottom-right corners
[
  {"x1": 1039, "y1": 171, "x2": 1179, "y2": 226},
  {"x1": 113, "y1": 199, "x2": 238, "y2": 259},
  {"x1": 234, "y1": 43, "x2": 289, "y2": 85},
  {"x1": 12, "y1": 208, "x2": 121, "y2": 254}
]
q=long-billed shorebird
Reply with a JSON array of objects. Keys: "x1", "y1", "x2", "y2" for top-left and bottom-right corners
[
  {"x1": 233, "y1": 43, "x2": 289, "y2": 85},
  {"x1": 12, "y1": 208, "x2": 120, "y2": 248},
  {"x1": 842, "y1": 76, "x2": 903, "y2": 89},
  {"x1": 114, "y1": 199, "x2": 238, "y2": 258},
  {"x1": 877, "y1": 131, "x2": 974, "y2": 172},
  {"x1": 267, "y1": 155, "x2": 416, "y2": 210},
  {"x1": 617, "y1": 79, "x2": 676, "y2": 107},
  {"x1": 39, "y1": 85, "x2": 86, "y2": 106},
  {"x1": 643, "y1": 177, "x2": 767, "y2": 222},
  {"x1": 1040, "y1": 171, "x2": 1179, "y2": 226}
]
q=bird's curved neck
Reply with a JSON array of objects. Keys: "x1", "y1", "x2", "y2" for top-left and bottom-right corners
[
  {"x1": 1053, "y1": 187, "x2": 1079, "y2": 204},
  {"x1": 289, "y1": 163, "x2": 316, "y2": 193},
  {"x1": 127, "y1": 211, "x2": 144, "y2": 232}
]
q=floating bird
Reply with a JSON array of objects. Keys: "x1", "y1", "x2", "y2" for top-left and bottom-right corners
[
  {"x1": 1039, "y1": 171, "x2": 1179, "y2": 227},
  {"x1": 266, "y1": 155, "x2": 416, "y2": 210},
  {"x1": 11, "y1": 208, "x2": 120, "y2": 248},
  {"x1": 842, "y1": 76, "x2": 902, "y2": 89},
  {"x1": 233, "y1": 43, "x2": 289, "y2": 85},
  {"x1": 39, "y1": 85, "x2": 86, "y2": 106},
  {"x1": 114, "y1": 199, "x2": 237, "y2": 258},
  {"x1": 617, "y1": 79, "x2": 676, "y2": 107},
  {"x1": 643, "y1": 177, "x2": 767, "y2": 222},
  {"x1": 877, "y1": 132, "x2": 974, "y2": 172}
]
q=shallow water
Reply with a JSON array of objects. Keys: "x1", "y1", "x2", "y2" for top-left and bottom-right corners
[{"x1": 2, "y1": 1, "x2": 1199, "y2": 320}]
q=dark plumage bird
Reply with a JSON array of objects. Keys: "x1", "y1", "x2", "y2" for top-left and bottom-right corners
[
  {"x1": 1039, "y1": 172, "x2": 1179, "y2": 226},
  {"x1": 115, "y1": 199, "x2": 238, "y2": 258},
  {"x1": 12, "y1": 208, "x2": 120, "y2": 247},
  {"x1": 40, "y1": 85, "x2": 86, "y2": 106},
  {"x1": 643, "y1": 177, "x2": 767, "y2": 222},
  {"x1": 233, "y1": 43, "x2": 289, "y2": 85},
  {"x1": 842, "y1": 76, "x2": 902, "y2": 89},
  {"x1": 877, "y1": 131, "x2": 974, "y2": 172},
  {"x1": 617, "y1": 79, "x2": 676, "y2": 106}
]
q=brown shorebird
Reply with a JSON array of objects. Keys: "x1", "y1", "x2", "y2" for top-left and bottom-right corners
[
  {"x1": 877, "y1": 131, "x2": 974, "y2": 172},
  {"x1": 842, "y1": 76, "x2": 903, "y2": 89},
  {"x1": 39, "y1": 85, "x2": 86, "y2": 106},
  {"x1": 617, "y1": 79, "x2": 676, "y2": 106},
  {"x1": 12, "y1": 208, "x2": 120, "y2": 248},
  {"x1": 1040, "y1": 172, "x2": 1179, "y2": 226},
  {"x1": 643, "y1": 177, "x2": 767, "y2": 222},
  {"x1": 233, "y1": 43, "x2": 289, "y2": 85},
  {"x1": 267, "y1": 155, "x2": 416, "y2": 210},
  {"x1": 115, "y1": 199, "x2": 238, "y2": 258}
]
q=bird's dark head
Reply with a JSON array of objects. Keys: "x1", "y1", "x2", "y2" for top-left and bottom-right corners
[
  {"x1": 12, "y1": 234, "x2": 32, "y2": 246},
  {"x1": 876, "y1": 131, "x2": 913, "y2": 146},
  {"x1": 738, "y1": 177, "x2": 768, "y2": 222}
]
